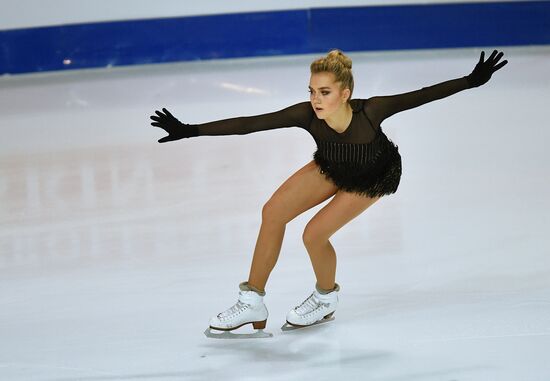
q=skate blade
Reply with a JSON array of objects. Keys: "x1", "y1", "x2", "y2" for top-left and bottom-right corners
[
  {"x1": 280, "y1": 316, "x2": 335, "y2": 332},
  {"x1": 204, "y1": 327, "x2": 273, "y2": 339}
]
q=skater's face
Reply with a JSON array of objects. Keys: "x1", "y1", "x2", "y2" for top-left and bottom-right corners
[{"x1": 309, "y1": 72, "x2": 350, "y2": 119}]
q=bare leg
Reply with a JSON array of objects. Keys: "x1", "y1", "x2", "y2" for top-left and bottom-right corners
[
  {"x1": 303, "y1": 240, "x2": 337, "y2": 291},
  {"x1": 246, "y1": 160, "x2": 338, "y2": 293},
  {"x1": 247, "y1": 220, "x2": 286, "y2": 292},
  {"x1": 303, "y1": 191, "x2": 381, "y2": 290}
]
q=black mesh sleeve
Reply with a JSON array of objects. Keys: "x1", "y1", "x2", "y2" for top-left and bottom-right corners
[
  {"x1": 194, "y1": 101, "x2": 313, "y2": 136},
  {"x1": 367, "y1": 76, "x2": 470, "y2": 124}
]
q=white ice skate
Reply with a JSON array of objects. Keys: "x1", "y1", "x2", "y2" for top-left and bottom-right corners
[
  {"x1": 204, "y1": 282, "x2": 273, "y2": 339},
  {"x1": 281, "y1": 283, "x2": 340, "y2": 332}
]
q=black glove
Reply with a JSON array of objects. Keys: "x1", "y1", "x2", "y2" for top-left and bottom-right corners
[
  {"x1": 466, "y1": 50, "x2": 508, "y2": 88},
  {"x1": 150, "y1": 108, "x2": 199, "y2": 143}
]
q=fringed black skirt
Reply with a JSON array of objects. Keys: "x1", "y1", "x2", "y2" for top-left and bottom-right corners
[{"x1": 312, "y1": 134, "x2": 402, "y2": 198}]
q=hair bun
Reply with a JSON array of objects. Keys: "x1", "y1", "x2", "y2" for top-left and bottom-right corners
[{"x1": 327, "y1": 49, "x2": 352, "y2": 70}]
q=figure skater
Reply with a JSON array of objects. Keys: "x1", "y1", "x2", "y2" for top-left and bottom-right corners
[{"x1": 150, "y1": 49, "x2": 508, "y2": 335}]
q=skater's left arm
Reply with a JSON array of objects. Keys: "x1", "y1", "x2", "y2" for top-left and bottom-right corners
[
  {"x1": 367, "y1": 50, "x2": 508, "y2": 124},
  {"x1": 366, "y1": 76, "x2": 469, "y2": 123}
]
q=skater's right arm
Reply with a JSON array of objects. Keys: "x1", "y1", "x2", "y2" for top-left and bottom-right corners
[{"x1": 150, "y1": 102, "x2": 313, "y2": 143}]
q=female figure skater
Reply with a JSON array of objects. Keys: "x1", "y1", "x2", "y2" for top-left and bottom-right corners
[{"x1": 150, "y1": 49, "x2": 507, "y2": 334}]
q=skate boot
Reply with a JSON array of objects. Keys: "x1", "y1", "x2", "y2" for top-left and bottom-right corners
[
  {"x1": 205, "y1": 281, "x2": 272, "y2": 339},
  {"x1": 283, "y1": 282, "x2": 340, "y2": 330}
]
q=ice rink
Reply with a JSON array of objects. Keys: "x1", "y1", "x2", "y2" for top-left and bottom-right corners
[{"x1": 1, "y1": 46, "x2": 549, "y2": 380}]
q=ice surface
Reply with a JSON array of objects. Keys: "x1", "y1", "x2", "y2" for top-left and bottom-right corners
[{"x1": 1, "y1": 46, "x2": 549, "y2": 381}]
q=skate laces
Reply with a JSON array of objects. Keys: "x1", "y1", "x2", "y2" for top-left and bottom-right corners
[
  {"x1": 218, "y1": 300, "x2": 250, "y2": 321},
  {"x1": 295, "y1": 293, "x2": 326, "y2": 315}
]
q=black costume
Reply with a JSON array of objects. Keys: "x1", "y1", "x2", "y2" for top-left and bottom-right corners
[
  {"x1": 153, "y1": 50, "x2": 508, "y2": 197},
  {"x1": 182, "y1": 76, "x2": 471, "y2": 197}
]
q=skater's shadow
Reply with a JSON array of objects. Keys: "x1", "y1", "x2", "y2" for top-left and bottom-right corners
[
  {"x1": 45, "y1": 370, "x2": 202, "y2": 381},
  {"x1": 200, "y1": 323, "x2": 392, "y2": 367}
]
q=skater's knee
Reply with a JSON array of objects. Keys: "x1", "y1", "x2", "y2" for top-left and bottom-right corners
[
  {"x1": 262, "y1": 200, "x2": 290, "y2": 224},
  {"x1": 302, "y1": 226, "x2": 330, "y2": 247}
]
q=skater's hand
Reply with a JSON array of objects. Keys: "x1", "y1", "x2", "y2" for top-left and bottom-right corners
[
  {"x1": 466, "y1": 50, "x2": 508, "y2": 88},
  {"x1": 150, "y1": 108, "x2": 199, "y2": 143}
]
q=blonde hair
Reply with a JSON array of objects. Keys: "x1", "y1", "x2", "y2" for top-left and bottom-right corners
[{"x1": 310, "y1": 49, "x2": 354, "y2": 102}]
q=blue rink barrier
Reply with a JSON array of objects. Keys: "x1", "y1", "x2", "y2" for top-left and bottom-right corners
[{"x1": 1, "y1": 1, "x2": 549, "y2": 75}]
